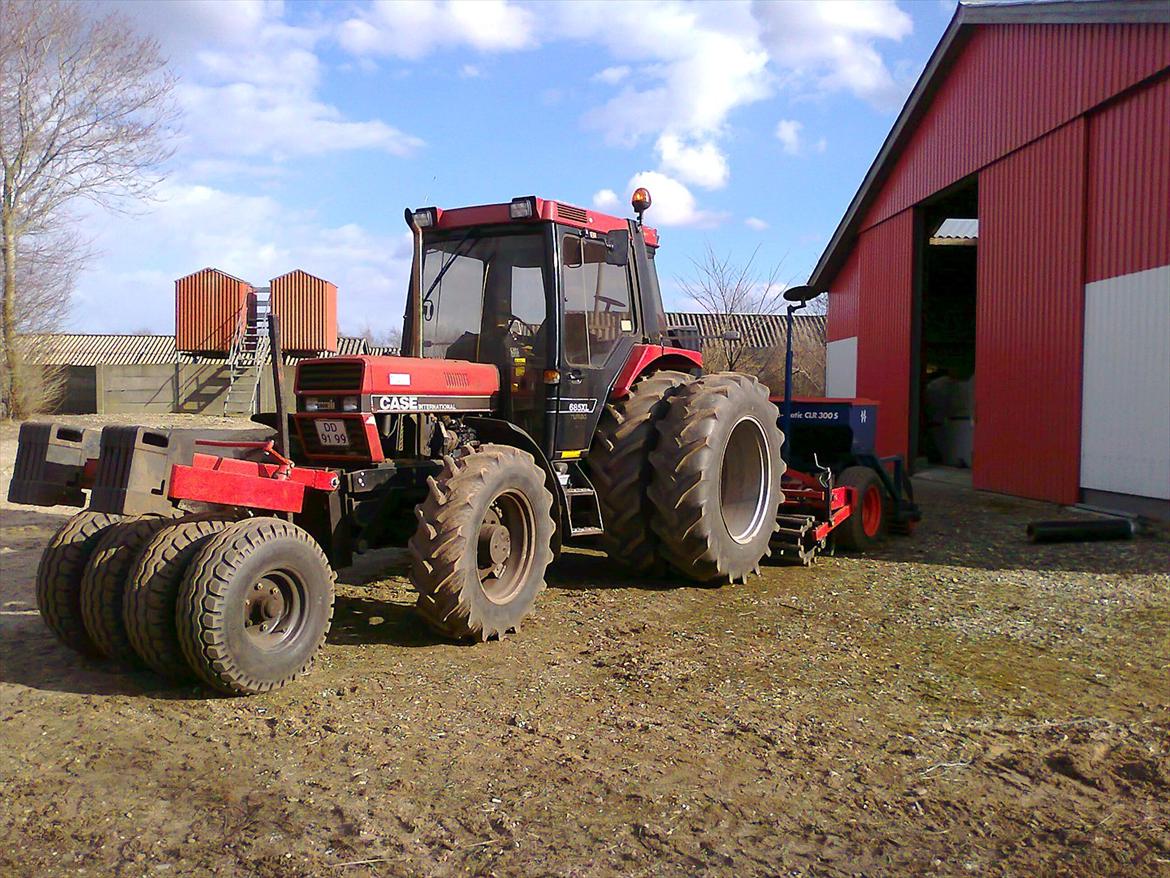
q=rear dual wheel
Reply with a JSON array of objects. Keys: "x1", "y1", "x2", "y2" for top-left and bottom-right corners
[
  {"x1": 648, "y1": 373, "x2": 786, "y2": 583},
  {"x1": 589, "y1": 369, "x2": 694, "y2": 574}
]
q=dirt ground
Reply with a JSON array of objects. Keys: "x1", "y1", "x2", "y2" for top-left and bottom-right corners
[{"x1": 1, "y1": 416, "x2": 1168, "y2": 878}]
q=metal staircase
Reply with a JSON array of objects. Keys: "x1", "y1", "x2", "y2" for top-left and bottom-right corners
[{"x1": 224, "y1": 289, "x2": 271, "y2": 416}]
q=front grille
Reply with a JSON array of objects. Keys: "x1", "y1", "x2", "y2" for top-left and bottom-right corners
[
  {"x1": 299, "y1": 416, "x2": 370, "y2": 459},
  {"x1": 298, "y1": 360, "x2": 364, "y2": 392},
  {"x1": 556, "y1": 202, "x2": 588, "y2": 223}
]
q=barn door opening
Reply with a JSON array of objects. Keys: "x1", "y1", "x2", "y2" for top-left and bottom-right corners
[{"x1": 911, "y1": 178, "x2": 978, "y2": 474}]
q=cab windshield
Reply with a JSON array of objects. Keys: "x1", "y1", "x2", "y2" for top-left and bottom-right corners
[{"x1": 420, "y1": 230, "x2": 548, "y2": 363}]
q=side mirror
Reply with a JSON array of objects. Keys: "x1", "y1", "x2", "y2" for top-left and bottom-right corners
[
  {"x1": 721, "y1": 330, "x2": 742, "y2": 342},
  {"x1": 604, "y1": 229, "x2": 629, "y2": 266},
  {"x1": 783, "y1": 284, "x2": 820, "y2": 304}
]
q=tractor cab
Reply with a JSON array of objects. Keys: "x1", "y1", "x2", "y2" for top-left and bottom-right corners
[{"x1": 403, "y1": 195, "x2": 669, "y2": 459}]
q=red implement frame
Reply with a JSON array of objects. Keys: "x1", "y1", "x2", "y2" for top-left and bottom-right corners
[
  {"x1": 780, "y1": 468, "x2": 857, "y2": 542},
  {"x1": 168, "y1": 440, "x2": 339, "y2": 514}
]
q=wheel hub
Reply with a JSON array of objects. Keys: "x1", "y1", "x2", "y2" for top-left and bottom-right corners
[
  {"x1": 475, "y1": 491, "x2": 537, "y2": 605},
  {"x1": 243, "y1": 573, "x2": 302, "y2": 644},
  {"x1": 478, "y1": 523, "x2": 511, "y2": 569}
]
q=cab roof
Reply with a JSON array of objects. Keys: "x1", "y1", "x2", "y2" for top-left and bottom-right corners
[{"x1": 425, "y1": 197, "x2": 659, "y2": 248}]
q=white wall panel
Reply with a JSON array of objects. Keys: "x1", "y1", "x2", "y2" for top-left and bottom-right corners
[
  {"x1": 1080, "y1": 264, "x2": 1170, "y2": 500},
  {"x1": 826, "y1": 336, "x2": 858, "y2": 399}
]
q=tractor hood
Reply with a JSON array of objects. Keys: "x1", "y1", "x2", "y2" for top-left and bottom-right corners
[{"x1": 296, "y1": 355, "x2": 499, "y2": 413}]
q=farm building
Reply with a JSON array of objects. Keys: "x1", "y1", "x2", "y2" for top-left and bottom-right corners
[{"x1": 812, "y1": 0, "x2": 1169, "y2": 517}]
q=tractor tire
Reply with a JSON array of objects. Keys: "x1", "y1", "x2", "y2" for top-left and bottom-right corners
[
  {"x1": 410, "y1": 443, "x2": 555, "y2": 641},
  {"x1": 80, "y1": 515, "x2": 174, "y2": 662},
  {"x1": 123, "y1": 514, "x2": 240, "y2": 679},
  {"x1": 176, "y1": 518, "x2": 336, "y2": 696},
  {"x1": 648, "y1": 373, "x2": 785, "y2": 583},
  {"x1": 834, "y1": 466, "x2": 888, "y2": 551},
  {"x1": 36, "y1": 510, "x2": 123, "y2": 655},
  {"x1": 589, "y1": 369, "x2": 695, "y2": 574}
]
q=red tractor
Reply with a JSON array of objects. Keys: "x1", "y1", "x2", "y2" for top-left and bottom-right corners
[{"x1": 11, "y1": 190, "x2": 793, "y2": 695}]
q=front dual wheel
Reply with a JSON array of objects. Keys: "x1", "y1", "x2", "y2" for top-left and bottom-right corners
[{"x1": 410, "y1": 443, "x2": 555, "y2": 641}]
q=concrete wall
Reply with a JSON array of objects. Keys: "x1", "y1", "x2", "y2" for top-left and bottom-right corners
[
  {"x1": 51, "y1": 363, "x2": 297, "y2": 416},
  {"x1": 54, "y1": 366, "x2": 98, "y2": 414},
  {"x1": 95, "y1": 365, "x2": 177, "y2": 414}
]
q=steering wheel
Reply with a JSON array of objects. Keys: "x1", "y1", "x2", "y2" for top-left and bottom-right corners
[{"x1": 594, "y1": 294, "x2": 625, "y2": 313}]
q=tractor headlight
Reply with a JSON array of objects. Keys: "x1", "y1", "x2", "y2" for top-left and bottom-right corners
[
  {"x1": 304, "y1": 398, "x2": 319, "y2": 412},
  {"x1": 341, "y1": 396, "x2": 359, "y2": 412},
  {"x1": 412, "y1": 207, "x2": 436, "y2": 228}
]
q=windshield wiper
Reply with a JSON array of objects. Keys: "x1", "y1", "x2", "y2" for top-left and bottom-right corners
[{"x1": 422, "y1": 231, "x2": 478, "y2": 304}]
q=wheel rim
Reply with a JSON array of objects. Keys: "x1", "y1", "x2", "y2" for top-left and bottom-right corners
[
  {"x1": 242, "y1": 570, "x2": 307, "y2": 648},
  {"x1": 477, "y1": 489, "x2": 536, "y2": 604},
  {"x1": 861, "y1": 484, "x2": 883, "y2": 538},
  {"x1": 720, "y1": 416, "x2": 772, "y2": 544}
]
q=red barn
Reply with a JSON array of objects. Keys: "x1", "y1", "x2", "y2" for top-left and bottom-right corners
[{"x1": 811, "y1": 0, "x2": 1169, "y2": 517}]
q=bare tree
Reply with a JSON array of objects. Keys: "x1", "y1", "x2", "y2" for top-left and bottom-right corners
[
  {"x1": 1, "y1": 0, "x2": 176, "y2": 416},
  {"x1": 354, "y1": 322, "x2": 403, "y2": 352},
  {"x1": 676, "y1": 243, "x2": 789, "y2": 372},
  {"x1": 676, "y1": 243, "x2": 827, "y2": 396}
]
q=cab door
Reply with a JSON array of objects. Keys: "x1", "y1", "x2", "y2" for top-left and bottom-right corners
[{"x1": 553, "y1": 229, "x2": 638, "y2": 455}]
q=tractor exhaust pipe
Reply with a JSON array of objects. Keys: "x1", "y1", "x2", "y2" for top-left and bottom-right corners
[{"x1": 404, "y1": 208, "x2": 424, "y2": 358}]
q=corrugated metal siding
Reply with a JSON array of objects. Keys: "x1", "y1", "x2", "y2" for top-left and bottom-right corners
[
  {"x1": 1080, "y1": 265, "x2": 1170, "y2": 500},
  {"x1": 855, "y1": 210, "x2": 915, "y2": 458},
  {"x1": 664, "y1": 312, "x2": 825, "y2": 351},
  {"x1": 175, "y1": 268, "x2": 251, "y2": 353},
  {"x1": 826, "y1": 249, "x2": 861, "y2": 342},
  {"x1": 20, "y1": 334, "x2": 377, "y2": 366},
  {"x1": 861, "y1": 24, "x2": 1170, "y2": 232},
  {"x1": 269, "y1": 270, "x2": 339, "y2": 352},
  {"x1": 1086, "y1": 73, "x2": 1170, "y2": 283},
  {"x1": 19, "y1": 334, "x2": 178, "y2": 365},
  {"x1": 975, "y1": 120, "x2": 1086, "y2": 504}
]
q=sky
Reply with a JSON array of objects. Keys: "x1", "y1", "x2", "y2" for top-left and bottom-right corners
[{"x1": 71, "y1": 0, "x2": 958, "y2": 337}]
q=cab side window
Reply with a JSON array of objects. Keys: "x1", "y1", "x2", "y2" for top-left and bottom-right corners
[{"x1": 561, "y1": 234, "x2": 634, "y2": 367}]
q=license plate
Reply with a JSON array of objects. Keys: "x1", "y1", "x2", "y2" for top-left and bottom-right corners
[{"x1": 314, "y1": 419, "x2": 349, "y2": 448}]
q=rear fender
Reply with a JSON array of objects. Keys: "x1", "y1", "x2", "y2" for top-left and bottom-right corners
[
  {"x1": 463, "y1": 416, "x2": 564, "y2": 554},
  {"x1": 609, "y1": 344, "x2": 703, "y2": 401}
]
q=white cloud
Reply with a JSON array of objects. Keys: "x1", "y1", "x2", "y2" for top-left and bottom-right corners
[
  {"x1": 592, "y1": 189, "x2": 621, "y2": 211},
  {"x1": 655, "y1": 134, "x2": 729, "y2": 190},
  {"x1": 624, "y1": 172, "x2": 723, "y2": 228},
  {"x1": 569, "y1": 3, "x2": 770, "y2": 147},
  {"x1": 753, "y1": 0, "x2": 914, "y2": 109},
  {"x1": 774, "y1": 119, "x2": 826, "y2": 157},
  {"x1": 338, "y1": 0, "x2": 537, "y2": 60},
  {"x1": 110, "y1": 1, "x2": 425, "y2": 168},
  {"x1": 460, "y1": 64, "x2": 482, "y2": 78},
  {"x1": 592, "y1": 65, "x2": 631, "y2": 85},
  {"x1": 744, "y1": 217, "x2": 769, "y2": 231},
  {"x1": 775, "y1": 119, "x2": 803, "y2": 155}
]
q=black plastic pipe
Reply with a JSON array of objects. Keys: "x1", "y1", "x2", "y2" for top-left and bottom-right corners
[{"x1": 1026, "y1": 518, "x2": 1135, "y2": 543}]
